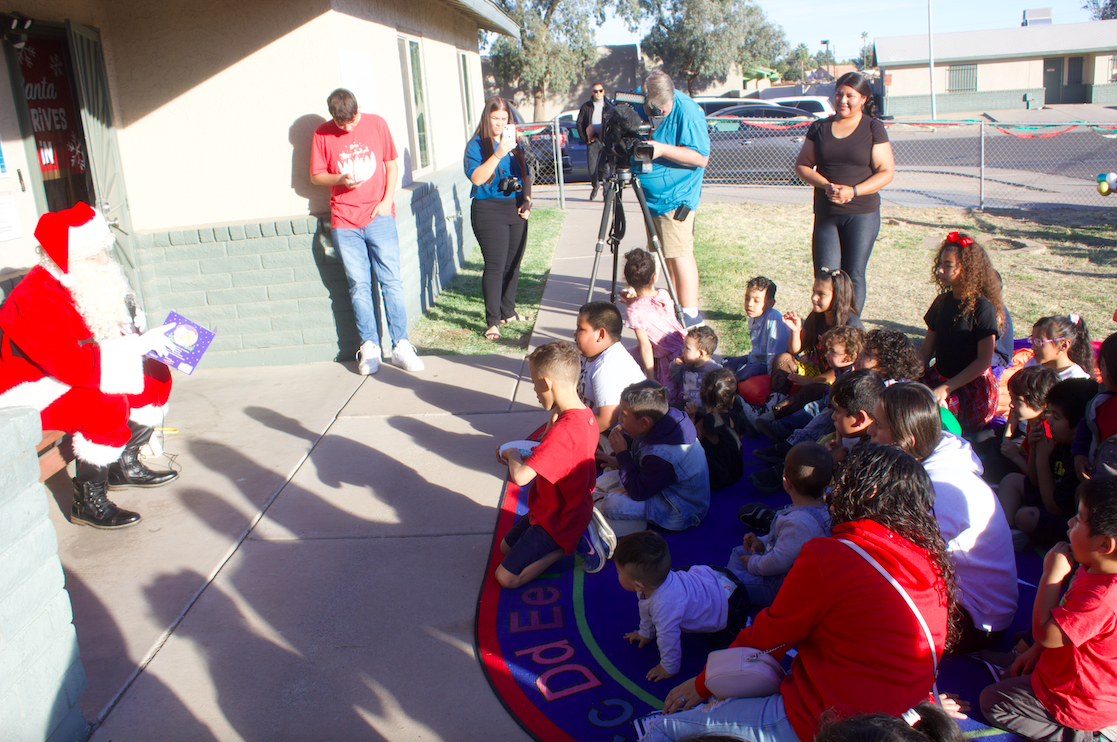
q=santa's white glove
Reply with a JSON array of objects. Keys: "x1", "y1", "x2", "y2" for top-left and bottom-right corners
[
  {"x1": 138, "y1": 323, "x2": 175, "y2": 357},
  {"x1": 133, "y1": 308, "x2": 148, "y2": 333}
]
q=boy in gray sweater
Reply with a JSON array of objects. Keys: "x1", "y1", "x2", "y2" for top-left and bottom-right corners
[{"x1": 726, "y1": 442, "x2": 832, "y2": 606}]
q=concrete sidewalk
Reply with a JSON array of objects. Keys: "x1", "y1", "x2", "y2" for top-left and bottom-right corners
[{"x1": 46, "y1": 191, "x2": 647, "y2": 741}]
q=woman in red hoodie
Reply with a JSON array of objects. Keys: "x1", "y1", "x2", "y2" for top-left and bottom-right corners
[{"x1": 644, "y1": 444, "x2": 960, "y2": 742}]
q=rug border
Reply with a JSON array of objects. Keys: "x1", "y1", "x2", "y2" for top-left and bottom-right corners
[{"x1": 474, "y1": 478, "x2": 580, "y2": 742}]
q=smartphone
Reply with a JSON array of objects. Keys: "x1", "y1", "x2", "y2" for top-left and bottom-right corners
[{"x1": 674, "y1": 204, "x2": 691, "y2": 221}]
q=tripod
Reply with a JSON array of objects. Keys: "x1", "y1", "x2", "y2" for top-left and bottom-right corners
[{"x1": 585, "y1": 166, "x2": 681, "y2": 322}]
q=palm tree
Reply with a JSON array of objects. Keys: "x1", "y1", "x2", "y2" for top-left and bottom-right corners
[{"x1": 794, "y1": 43, "x2": 810, "y2": 83}]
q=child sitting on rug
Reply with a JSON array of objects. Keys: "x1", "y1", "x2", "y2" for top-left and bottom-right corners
[
  {"x1": 688, "y1": 367, "x2": 748, "y2": 491},
  {"x1": 496, "y1": 341, "x2": 616, "y2": 587},
  {"x1": 980, "y1": 476, "x2": 1117, "y2": 741},
  {"x1": 979, "y1": 365, "x2": 1060, "y2": 485},
  {"x1": 575, "y1": 301, "x2": 646, "y2": 434},
  {"x1": 747, "y1": 368, "x2": 884, "y2": 494},
  {"x1": 766, "y1": 324, "x2": 864, "y2": 425},
  {"x1": 722, "y1": 276, "x2": 789, "y2": 382},
  {"x1": 726, "y1": 442, "x2": 832, "y2": 607},
  {"x1": 768, "y1": 267, "x2": 863, "y2": 396},
  {"x1": 597, "y1": 380, "x2": 711, "y2": 531},
  {"x1": 670, "y1": 325, "x2": 721, "y2": 407},
  {"x1": 1026, "y1": 314, "x2": 1094, "y2": 381},
  {"x1": 620, "y1": 248, "x2": 686, "y2": 392},
  {"x1": 616, "y1": 530, "x2": 749, "y2": 682},
  {"x1": 918, "y1": 231, "x2": 1004, "y2": 434},
  {"x1": 998, "y1": 378, "x2": 1099, "y2": 552},
  {"x1": 1073, "y1": 332, "x2": 1117, "y2": 482}
]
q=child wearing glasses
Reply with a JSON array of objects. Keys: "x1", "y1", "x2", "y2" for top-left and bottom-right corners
[{"x1": 1026, "y1": 315, "x2": 1094, "y2": 381}]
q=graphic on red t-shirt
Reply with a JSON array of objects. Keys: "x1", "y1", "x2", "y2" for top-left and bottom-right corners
[{"x1": 310, "y1": 113, "x2": 398, "y2": 229}]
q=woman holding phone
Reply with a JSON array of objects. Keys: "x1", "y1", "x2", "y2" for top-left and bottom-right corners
[{"x1": 464, "y1": 97, "x2": 533, "y2": 341}]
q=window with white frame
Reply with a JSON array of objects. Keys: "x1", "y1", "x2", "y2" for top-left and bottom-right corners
[
  {"x1": 397, "y1": 34, "x2": 431, "y2": 171},
  {"x1": 460, "y1": 52, "x2": 476, "y2": 137}
]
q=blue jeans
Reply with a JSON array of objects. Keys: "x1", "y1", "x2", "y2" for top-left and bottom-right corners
[
  {"x1": 642, "y1": 693, "x2": 800, "y2": 742},
  {"x1": 725, "y1": 547, "x2": 783, "y2": 607},
  {"x1": 332, "y1": 215, "x2": 409, "y2": 349},
  {"x1": 595, "y1": 492, "x2": 647, "y2": 520},
  {"x1": 787, "y1": 409, "x2": 835, "y2": 447},
  {"x1": 812, "y1": 210, "x2": 881, "y2": 315},
  {"x1": 723, "y1": 357, "x2": 768, "y2": 382}
]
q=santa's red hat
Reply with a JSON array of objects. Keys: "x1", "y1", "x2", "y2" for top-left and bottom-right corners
[{"x1": 35, "y1": 202, "x2": 113, "y2": 273}]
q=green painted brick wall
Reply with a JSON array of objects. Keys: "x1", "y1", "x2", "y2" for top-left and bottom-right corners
[
  {"x1": 134, "y1": 163, "x2": 478, "y2": 368},
  {"x1": 882, "y1": 88, "x2": 1046, "y2": 118}
]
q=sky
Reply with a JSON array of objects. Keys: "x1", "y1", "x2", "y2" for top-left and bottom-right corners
[{"x1": 596, "y1": 0, "x2": 1095, "y2": 66}]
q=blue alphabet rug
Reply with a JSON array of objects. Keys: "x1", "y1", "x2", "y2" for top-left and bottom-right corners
[{"x1": 476, "y1": 438, "x2": 1038, "y2": 742}]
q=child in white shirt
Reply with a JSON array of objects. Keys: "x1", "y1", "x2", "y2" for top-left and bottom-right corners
[{"x1": 616, "y1": 530, "x2": 747, "y2": 681}]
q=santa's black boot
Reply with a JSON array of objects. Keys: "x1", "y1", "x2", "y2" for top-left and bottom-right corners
[
  {"x1": 107, "y1": 422, "x2": 178, "y2": 489},
  {"x1": 72, "y1": 460, "x2": 142, "y2": 529}
]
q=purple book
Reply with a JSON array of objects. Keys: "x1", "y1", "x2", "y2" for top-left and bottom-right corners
[{"x1": 146, "y1": 312, "x2": 216, "y2": 374}]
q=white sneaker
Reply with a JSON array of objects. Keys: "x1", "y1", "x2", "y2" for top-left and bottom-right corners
[
  {"x1": 391, "y1": 340, "x2": 425, "y2": 372},
  {"x1": 357, "y1": 342, "x2": 381, "y2": 375}
]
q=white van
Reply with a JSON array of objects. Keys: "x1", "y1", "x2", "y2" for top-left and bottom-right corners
[{"x1": 763, "y1": 96, "x2": 835, "y2": 118}]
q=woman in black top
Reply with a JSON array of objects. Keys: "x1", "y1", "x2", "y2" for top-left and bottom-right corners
[{"x1": 794, "y1": 72, "x2": 894, "y2": 314}]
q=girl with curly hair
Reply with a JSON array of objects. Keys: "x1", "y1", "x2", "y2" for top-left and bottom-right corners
[
  {"x1": 646, "y1": 444, "x2": 958, "y2": 742},
  {"x1": 918, "y1": 232, "x2": 1005, "y2": 433}
]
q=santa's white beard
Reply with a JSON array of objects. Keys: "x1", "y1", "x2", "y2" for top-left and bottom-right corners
[{"x1": 67, "y1": 259, "x2": 134, "y2": 341}]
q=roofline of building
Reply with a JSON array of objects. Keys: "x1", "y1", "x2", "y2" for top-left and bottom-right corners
[
  {"x1": 874, "y1": 18, "x2": 1117, "y2": 66},
  {"x1": 878, "y1": 43, "x2": 1117, "y2": 67},
  {"x1": 436, "y1": 0, "x2": 519, "y2": 37}
]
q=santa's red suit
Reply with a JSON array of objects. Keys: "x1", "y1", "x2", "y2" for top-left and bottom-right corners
[
  {"x1": 0, "y1": 266, "x2": 172, "y2": 465},
  {"x1": 0, "y1": 203, "x2": 177, "y2": 529}
]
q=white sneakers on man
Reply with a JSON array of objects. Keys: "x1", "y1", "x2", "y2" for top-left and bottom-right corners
[
  {"x1": 357, "y1": 341, "x2": 381, "y2": 375},
  {"x1": 391, "y1": 340, "x2": 425, "y2": 372}
]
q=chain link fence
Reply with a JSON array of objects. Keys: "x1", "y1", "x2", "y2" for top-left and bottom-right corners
[
  {"x1": 543, "y1": 117, "x2": 1117, "y2": 209},
  {"x1": 518, "y1": 121, "x2": 567, "y2": 208}
]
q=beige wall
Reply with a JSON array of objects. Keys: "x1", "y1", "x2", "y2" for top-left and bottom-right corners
[
  {"x1": 0, "y1": 0, "x2": 484, "y2": 265},
  {"x1": 886, "y1": 58, "x2": 1042, "y2": 97},
  {"x1": 1094, "y1": 54, "x2": 1117, "y2": 84}
]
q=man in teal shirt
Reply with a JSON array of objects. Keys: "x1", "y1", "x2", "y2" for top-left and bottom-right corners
[{"x1": 639, "y1": 71, "x2": 710, "y2": 328}]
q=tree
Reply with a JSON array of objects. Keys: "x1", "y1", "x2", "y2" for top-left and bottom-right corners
[
  {"x1": 794, "y1": 43, "x2": 810, "y2": 83},
  {"x1": 856, "y1": 31, "x2": 875, "y2": 70},
  {"x1": 624, "y1": 0, "x2": 787, "y2": 95},
  {"x1": 1082, "y1": 0, "x2": 1117, "y2": 19},
  {"x1": 487, "y1": 0, "x2": 600, "y2": 120}
]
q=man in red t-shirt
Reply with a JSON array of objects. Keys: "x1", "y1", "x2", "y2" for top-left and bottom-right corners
[{"x1": 310, "y1": 88, "x2": 423, "y2": 376}]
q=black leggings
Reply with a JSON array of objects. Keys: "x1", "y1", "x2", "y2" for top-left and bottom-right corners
[
  {"x1": 811, "y1": 210, "x2": 881, "y2": 314},
  {"x1": 472, "y1": 197, "x2": 529, "y2": 329}
]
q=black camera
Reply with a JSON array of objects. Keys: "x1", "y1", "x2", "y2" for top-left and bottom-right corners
[
  {"x1": 498, "y1": 176, "x2": 522, "y2": 195},
  {"x1": 600, "y1": 91, "x2": 663, "y2": 171}
]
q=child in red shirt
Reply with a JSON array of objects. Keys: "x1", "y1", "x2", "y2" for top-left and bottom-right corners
[
  {"x1": 495, "y1": 341, "x2": 616, "y2": 588},
  {"x1": 980, "y1": 476, "x2": 1117, "y2": 742}
]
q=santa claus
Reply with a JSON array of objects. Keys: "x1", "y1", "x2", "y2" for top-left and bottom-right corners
[{"x1": 0, "y1": 203, "x2": 179, "y2": 529}]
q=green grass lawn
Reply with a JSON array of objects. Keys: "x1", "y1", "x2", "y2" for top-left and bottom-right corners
[
  {"x1": 697, "y1": 204, "x2": 1117, "y2": 358},
  {"x1": 409, "y1": 206, "x2": 564, "y2": 354},
  {"x1": 409, "y1": 202, "x2": 1117, "y2": 357}
]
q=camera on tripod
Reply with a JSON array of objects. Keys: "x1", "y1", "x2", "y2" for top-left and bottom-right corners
[
  {"x1": 498, "y1": 176, "x2": 523, "y2": 195},
  {"x1": 600, "y1": 91, "x2": 665, "y2": 172}
]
